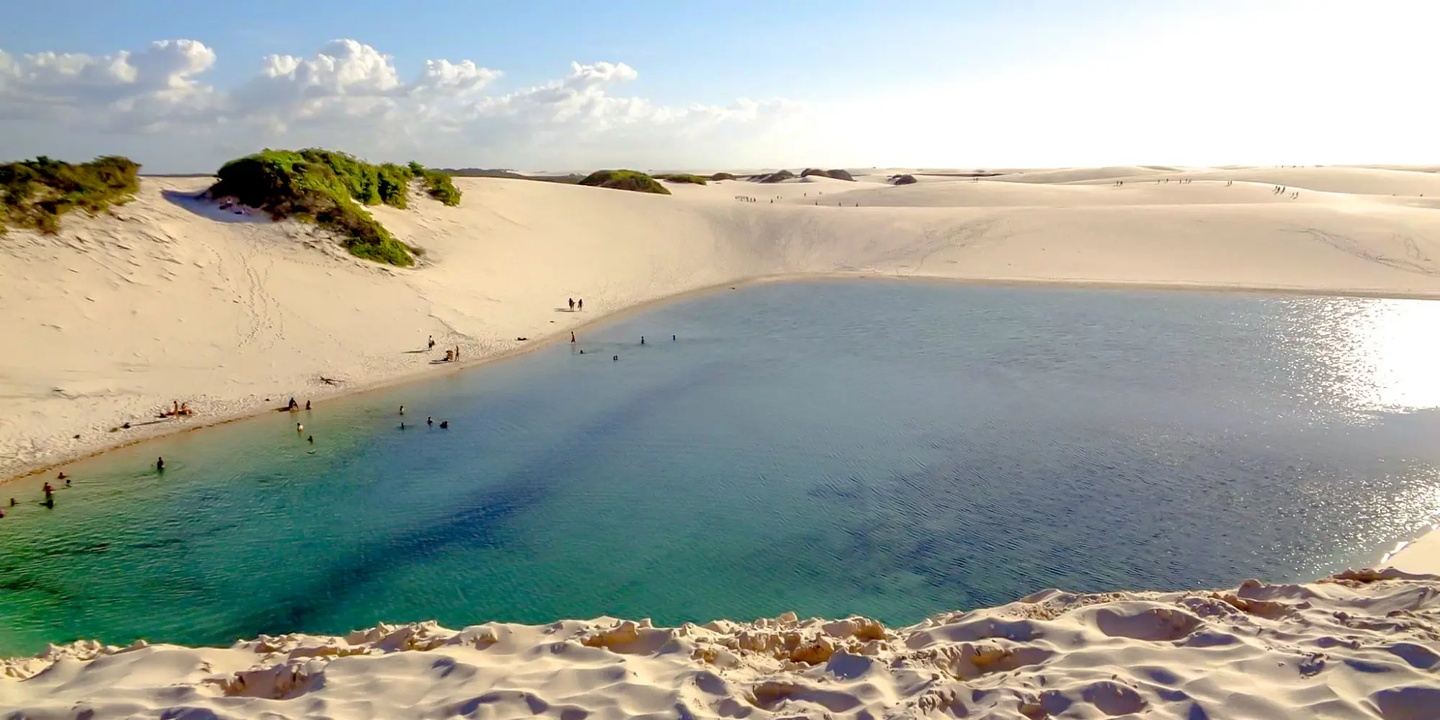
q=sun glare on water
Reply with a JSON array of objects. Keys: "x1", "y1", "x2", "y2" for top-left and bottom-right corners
[{"x1": 1340, "y1": 299, "x2": 1440, "y2": 412}]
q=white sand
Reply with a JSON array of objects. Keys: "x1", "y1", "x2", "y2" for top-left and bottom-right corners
[
  {"x1": 3, "y1": 569, "x2": 1437, "y2": 718},
  {"x1": 5, "y1": 165, "x2": 1440, "y2": 482}
]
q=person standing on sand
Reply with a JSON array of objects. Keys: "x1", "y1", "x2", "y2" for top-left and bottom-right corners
[
  {"x1": 571, "y1": 331, "x2": 576, "y2": 344},
  {"x1": 428, "y1": 335, "x2": 435, "y2": 350},
  {"x1": 577, "y1": 299, "x2": 583, "y2": 311},
  {"x1": 568, "y1": 298, "x2": 575, "y2": 311}
]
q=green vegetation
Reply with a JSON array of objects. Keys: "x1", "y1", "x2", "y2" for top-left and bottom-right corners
[
  {"x1": 709, "y1": 172, "x2": 737, "y2": 181},
  {"x1": 208, "y1": 149, "x2": 462, "y2": 267},
  {"x1": 408, "y1": 161, "x2": 462, "y2": 207},
  {"x1": 655, "y1": 173, "x2": 709, "y2": 185},
  {"x1": 578, "y1": 169, "x2": 671, "y2": 195},
  {"x1": 0, "y1": 156, "x2": 140, "y2": 234}
]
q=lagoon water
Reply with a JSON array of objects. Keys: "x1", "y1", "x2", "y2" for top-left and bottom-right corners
[{"x1": 3, "y1": 280, "x2": 1440, "y2": 655}]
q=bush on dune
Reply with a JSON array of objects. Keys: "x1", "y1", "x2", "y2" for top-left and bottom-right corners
[
  {"x1": 655, "y1": 173, "x2": 709, "y2": 185},
  {"x1": 709, "y1": 172, "x2": 737, "y2": 181},
  {"x1": 207, "y1": 149, "x2": 463, "y2": 267},
  {"x1": 0, "y1": 155, "x2": 140, "y2": 234},
  {"x1": 578, "y1": 169, "x2": 671, "y2": 195}
]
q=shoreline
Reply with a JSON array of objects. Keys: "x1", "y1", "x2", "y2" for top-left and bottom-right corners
[{"x1": 6, "y1": 270, "x2": 1440, "y2": 488}]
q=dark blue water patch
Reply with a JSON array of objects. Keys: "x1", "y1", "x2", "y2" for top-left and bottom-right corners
[{"x1": 2, "y1": 280, "x2": 1439, "y2": 655}]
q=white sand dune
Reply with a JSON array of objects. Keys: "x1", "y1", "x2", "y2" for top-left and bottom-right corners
[
  {"x1": 3, "y1": 569, "x2": 1437, "y2": 718},
  {"x1": 5, "y1": 166, "x2": 1440, "y2": 483}
]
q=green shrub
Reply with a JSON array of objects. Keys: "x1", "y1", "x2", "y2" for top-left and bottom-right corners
[
  {"x1": 709, "y1": 172, "x2": 737, "y2": 181},
  {"x1": 0, "y1": 155, "x2": 140, "y2": 234},
  {"x1": 655, "y1": 173, "x2": 708, "y2": 185},
  {"x1": 406, "y1": 161, "x2": 462, "y2": 207},
  {"x1": 578, "y1": 169, "x2": 671, "y2": 195},
  {"x1": 208, "y1": 149, "x2": 463, "y2": 267}
]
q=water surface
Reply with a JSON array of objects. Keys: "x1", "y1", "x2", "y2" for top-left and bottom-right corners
[{"x1": 2, "y1": 280, "x2": 1439, "y2": 655}]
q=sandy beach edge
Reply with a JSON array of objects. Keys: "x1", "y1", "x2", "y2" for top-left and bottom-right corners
[{"x1": 6, "y1": 270, "x2": 1440, "y2": 489}]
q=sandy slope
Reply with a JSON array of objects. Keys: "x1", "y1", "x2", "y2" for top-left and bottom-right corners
[
  {"x1": 3, "y1": 165, "x2": 1440, "y2": 485},
  {"x1": 3, "y1": 569, "x2": 1437, "y2": 719}
]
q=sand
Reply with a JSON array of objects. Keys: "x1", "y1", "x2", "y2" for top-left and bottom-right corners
[
  {"x1": 3, "y1": 569, "x2": 1437, "y2": 718},
  {"x1": 5, "y1": 165, "x2": 1440, "y2": 483}
]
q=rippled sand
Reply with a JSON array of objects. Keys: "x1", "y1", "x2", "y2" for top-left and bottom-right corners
[{"x1": 5, "y1": 569, "x2": 1438, "y2": 718}]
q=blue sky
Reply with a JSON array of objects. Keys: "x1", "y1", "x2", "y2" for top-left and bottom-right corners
[{"x1": 1, "y1": 1, "x2": 1435, "y2": 172}]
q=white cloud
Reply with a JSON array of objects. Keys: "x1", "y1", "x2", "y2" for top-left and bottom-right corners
[
  {"x1": 0, "y1": 38, "x2": 798, "y2": 171},
  {"x1": 415, "y1": 59, "x2": 501, "y2": 95},
  {"x1": 0, "y1": 40, "x2": 217, "y2": 131},
  {"x1": 258, "y1": 39, "x2": 401, "y2": 98}
]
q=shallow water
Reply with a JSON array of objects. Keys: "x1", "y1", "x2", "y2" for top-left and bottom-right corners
[{"x1": 3, "y1": 280, "x2": 1439, "y2": 655}]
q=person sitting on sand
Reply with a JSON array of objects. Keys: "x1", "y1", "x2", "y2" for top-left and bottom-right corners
[
  {"x1": 444, "y1": 349, "x2": 455, "y2": 362},
  {"x1": 179, "y1": 402, "x2": 192, "y2": 416},
  {"x1": 288, "y1": 397, "x2": 299, "y2": 411}
]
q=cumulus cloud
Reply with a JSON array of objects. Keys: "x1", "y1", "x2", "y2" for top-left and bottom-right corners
[
  {"x1": 0, "y1": 38, "x2": 801, "y2": 171},
  {"x1": 0, "y1": 39, "x2": 217, "y2": 130}
]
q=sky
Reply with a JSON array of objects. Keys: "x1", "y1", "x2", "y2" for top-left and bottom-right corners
[{"x1": 1, "y1": 0, "x2": 1436, "y2": 173}]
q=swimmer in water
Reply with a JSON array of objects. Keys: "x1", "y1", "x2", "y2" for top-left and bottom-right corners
[
  {"x1": 308, "y1": 435, "x2": 314, "y2": 444},
  {"x1": 43, "y1": 482, "x2": 54, "y2": 496},
  {"x1": 439, "y1": 420, "x2": 449, "y2": 429},
  {"x1": 157, "y1": 456, "x2": 165, "y2": 471},
  {"x1": 399, "y1": 405, "x2": 405, "y2": 416},
  {"x1": 427, "y1": 416, "x2": 433, "y2": 426},
  {"x1": 400, "y1": 422, "x2": 406, "y2": 430},
  {"x1": 296, "y1": 422, "x2": 304, "y2": 433}
]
